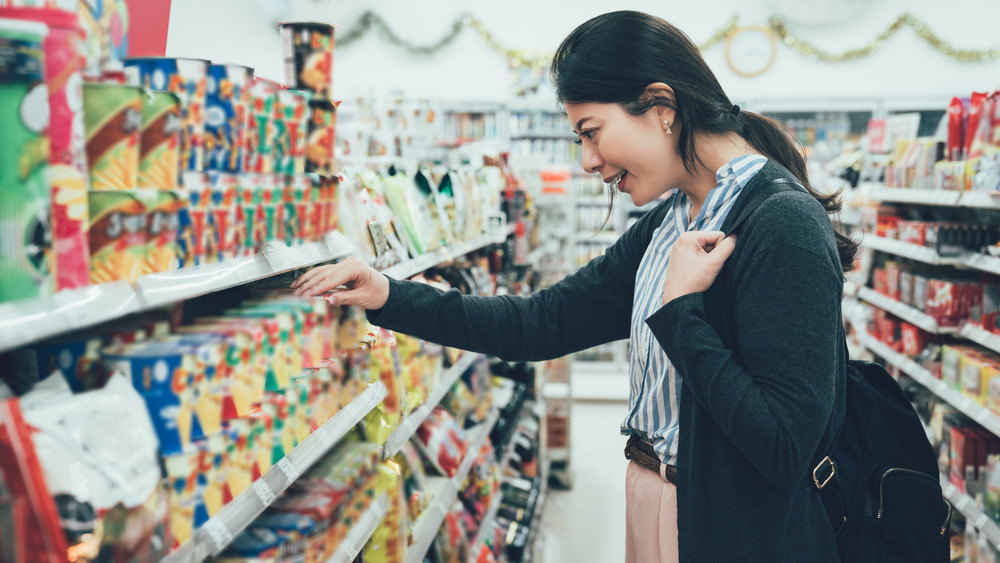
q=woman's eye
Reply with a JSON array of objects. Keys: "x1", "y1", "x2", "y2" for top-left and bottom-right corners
[{"x1": 574, "y1": 130, "x2": 594, "y2": 145}]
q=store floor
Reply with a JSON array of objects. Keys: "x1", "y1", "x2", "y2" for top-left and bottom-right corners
[{"x1": 539, "y1": 399, "x2": 628, "y2": 563}]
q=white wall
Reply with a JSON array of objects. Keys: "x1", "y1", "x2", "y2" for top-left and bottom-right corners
[{"x1": 166, "y1": 0, "x2": 1000, "y2": 109}]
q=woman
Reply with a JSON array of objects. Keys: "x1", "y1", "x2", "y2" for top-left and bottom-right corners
[{"x1": 293, "y1": 10, "x2": 854, "y2": 562}]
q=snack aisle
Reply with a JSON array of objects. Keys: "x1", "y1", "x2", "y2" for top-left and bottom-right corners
[
  {"x1": 0, "y1": 4, "x2": 550, "y2": 563},
  {"x1": 837, "y1": 91, "x2": 1000, "y2": 560}
]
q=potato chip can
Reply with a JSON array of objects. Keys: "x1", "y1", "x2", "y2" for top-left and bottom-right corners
[
  {"x1": 244, "y1": 76, "x2": 279, "y2": 174},
  {"x1": 82, "y1": 83, "x2": 142, "y2": 190},
  {"x1": 136, "y1": 188, "x2": 179, "y2": 275},
  {"x1": 206, "y1": 171, "x2": 237, "y2": 262},
  {"x1": 87, "y1": 191, "x2": 146, "y2": 284},
  {"x1": 0, "y1": 18, "x2": 52, "y2": 303},
  {"x1": 138, "y1": 90, "x2": 182, "y2": 190},
  {"x1": 204, "y1": 63, "x2": 252, "y2": 173},
  {"x1": 274, "y1": 88, "x2": 310, "y2": 175},
  {"x1": 2, "y1": 8, "x2": 91, "y2": 291},
  {"x1": 279, "y1": 22, "x2": 334, "y2": 99},
  {"x1": 176, "y1": 171, "x2": 210, "y2": 266},
  {"x1": 305, "y1": 98, "x2": 336, "y2": 174},
  {"x1": 123, "y1": 57, "x2": 209, "y2": 177}
]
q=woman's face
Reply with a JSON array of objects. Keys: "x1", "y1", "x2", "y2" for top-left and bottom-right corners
[{"x1": 565, "y1": 101, "x2": 681, "y2": 206}]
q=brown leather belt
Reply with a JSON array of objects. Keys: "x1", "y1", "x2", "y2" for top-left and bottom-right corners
[{"x1": 625, "y1": 434, "x2": 678, "y2": 485}]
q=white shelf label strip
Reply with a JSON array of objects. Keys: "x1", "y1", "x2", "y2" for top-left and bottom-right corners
[
  {"x1": 327, "y1": 493, "x2": 391, "y2": 563},
  {"x1": 251, "y1": 479, "x2": 276, "y2": 506}
]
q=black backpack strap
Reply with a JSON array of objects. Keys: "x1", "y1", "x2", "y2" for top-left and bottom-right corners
[{"x1": 716, "y1": 177, "x2": 850, "y2": 534}]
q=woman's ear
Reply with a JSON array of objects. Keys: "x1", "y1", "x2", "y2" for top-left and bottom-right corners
[{"x1": 643, "y1": 82, "x2": 676, "y2": 126}]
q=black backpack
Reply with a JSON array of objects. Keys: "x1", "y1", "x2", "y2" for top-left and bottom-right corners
[{"x1": 719, "y1": 179, "x2": 952, "y2": 562}]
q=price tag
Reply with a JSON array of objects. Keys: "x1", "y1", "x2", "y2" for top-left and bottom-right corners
[
  {"x1": 277, "y1": 457, "x2": 299, "y2": 484},
  {"x1": 314, "y1": 425, "x2": 332, "y2": 447},
  {"x1": 202, "y1": 519, "x2": 233, "y2": 551},
  {"x1": 252, "y1": 479, "x2": 276, "y2": 506}
]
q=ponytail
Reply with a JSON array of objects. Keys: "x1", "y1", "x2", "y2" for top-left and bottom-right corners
[{"x1": 738, "y1": 111, "x2": 859, "y2": 274}]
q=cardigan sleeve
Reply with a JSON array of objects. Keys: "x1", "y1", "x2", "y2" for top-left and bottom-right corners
[
  {"x1": 647, "y1": 198, "x2": 843, "y2": 489},
  {"x1": 366, "y1": 197, "x2": 674, "y2": 362}
]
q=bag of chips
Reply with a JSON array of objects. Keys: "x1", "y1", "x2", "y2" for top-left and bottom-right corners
[{"x1": 414, "y1": 407, "x2": 469, "y2": 477}]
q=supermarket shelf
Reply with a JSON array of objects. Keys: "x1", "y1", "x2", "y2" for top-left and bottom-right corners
[
  {"x1": 860, "y1": 235, "x2": 961, "y2": 267},
  {"x1": 855, "y1": 332, "x2": 1000, "y2": 437},
  {"x1": 871, "y1": 187, "x2": 1000, "y2": 210},
  {"x1": 162, "y1": 381, "x2": 388, "y2": 563},
  {"x1": 406, "y1": 408, "x2": 501, "y2": 563},
  {"x1": 326, "y1": 493, "x2": 391, "y2": 563},
  {"x1": 548, "y1": 447, "x2": 569, "y2": 462},
  {"x1": 522, "y1": 486, "x2": 549, "y2": 563},
  {"x1": 384, "y1": 353, "x2": 480, "y2": 458},
  {"x1": 381, "y1": 232, "x2": 506, "y2": 280},
  {"x1": 0, "y1": 232, "x2": 356, "y2": 354},
  {"x1": 960, "y1": 324, "x2": 1000, "y2": 356},
  {"x1": 941, "y1": 479, "x2": 1000, "y2": 549},
  {"x1": 962, "y1": 253, "x2": 1000, "y2": 276},
  {"x1": 870, "y1": 188, "x2": 963, "y2": 207},
  {"x1": 468, "y1": 491, "x2": 505, "y2": 562},
  {"x1": 856, "y1": 286, "x2": 958, "y2": 335},
  {"x1": 511, "y1": 131, "x2": 577, "y2": 140},
  {"x1": 542, "y1": 381, "x2": 571, "y2": 400}
]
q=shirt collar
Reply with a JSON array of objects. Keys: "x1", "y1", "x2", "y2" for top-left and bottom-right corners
[{"x1": 675, "y1": 154, "x2": 767, "y2": 230}]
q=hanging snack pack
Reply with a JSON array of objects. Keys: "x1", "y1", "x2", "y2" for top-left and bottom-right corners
[
  {"x1": 19, "y1": 373, "x2": 169, "y2": 561},
  {"x1": 124, "y1": 57, "x2": 209, "y2": 179},
  {"x1": 0, "y1": 18, "x2": 52, "y2": 303},
  {"x1": 204, "y1": 63, "x2": 253, "y2": 173},
  {"x1": 279, "y1": 22, "x2": 335, "y2": 100},
  {"x1": 415, "y1": 168, "x2": 452, "y2": 247},
  {"x1": 138, "y1": 90, "x2": 182, "y2": 190}
]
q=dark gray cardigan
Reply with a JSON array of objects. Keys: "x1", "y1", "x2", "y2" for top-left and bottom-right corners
[{"x1": 368, "y1": 161, "x2": 846, "y2": 561}]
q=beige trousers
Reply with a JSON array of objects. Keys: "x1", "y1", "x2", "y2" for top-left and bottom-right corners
[{"x1": 624, "y1": 460, "x2": 679, "y2": 563}]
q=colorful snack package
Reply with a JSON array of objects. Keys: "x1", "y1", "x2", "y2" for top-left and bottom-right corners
[
  {"x1": 274, "y1": 89, "x2": 311, "y2": 175},
  {"x1": 363, "y1": 460, "x2": 408, "y2": 563},
  {"x1": 136, "y1": 189, "x2": 181, "y2": 275},
  {"x1": 414, "y1": 407, "x2": 469, "y2": 477},
  {"x1": 395, "y1": 442, "x2": 433, "y2": 543},
  {"x1": 244, "y1": 77, "x2": 280, "y2": 174},
  {"x1": 202, "y1": 432, "x2": 232, "y2": 517},
  {"x1": 20, "y1": 372, "x2": 169, "y2": 560},
  {"x1": 123, "y1": 57, "x2": 209, "y2": 177},
  {"x1": 0, "y1": 398, "x2": 68, "y2": 563},
  {"x1": 280, "y1": 22, "x2": 335, "y2": 99},
  {"x1": 138, "y1": 90, "x2": 182, "y2": 190},
  {"x1": 87, "y1": 191, "x2": 146, "y2": 284},
  {"x1": 165, "y1": 332, "x2": 227, "y2": 439},
  {"x1": 222, "y1": 418, "x2": 254, "y2": 497},
  {"x1": 32, "y1": 334, "x2": 103, "y2": 393},
  {"x1": 82, "y1": 83, "x2": 143, "y2": 191},
  {"x1": 306, "y1": 98, "x2": 337, "y2": 175},
  {"x1": 207, "y1": 171, "x2": 239, "y2": 262},
  {"x1": 0, "y1": 18, "x2": 52, "y2": 303},
  {"x1": 204, "y1": 63, "x2": 253, "y2": 173},
  {"x1": 102, "y1": 340, "x2": 198, "y2": 455}
]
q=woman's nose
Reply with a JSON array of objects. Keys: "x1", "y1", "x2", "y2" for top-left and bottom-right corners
[{"x1": 581, "y1": 142, "x2": 604, "y2": 174}]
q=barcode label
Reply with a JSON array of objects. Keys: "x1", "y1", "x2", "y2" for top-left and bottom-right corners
[
  {"x1": 277, "y1": 457, "x2": 299, "y2": 484},
  {"x1": 252, "y1": 479, "x2": 276, "y2": 506},
  {"x1": 202, "y1": 519, "x2": 233, "y2": 551}
]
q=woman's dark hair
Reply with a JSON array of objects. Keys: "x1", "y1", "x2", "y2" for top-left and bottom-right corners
[{"x1": 550, "y1": 10, "x2": 858, "y2": 273}]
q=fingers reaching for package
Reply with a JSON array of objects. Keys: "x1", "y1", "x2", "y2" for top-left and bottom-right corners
[{"x1": 291, "y1": 257, "x2": 391, "y2": 310}]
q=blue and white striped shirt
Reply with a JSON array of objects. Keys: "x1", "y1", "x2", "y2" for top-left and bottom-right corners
[{"x1": 623, "y1": 154, "x2": 769, "y2": 465}]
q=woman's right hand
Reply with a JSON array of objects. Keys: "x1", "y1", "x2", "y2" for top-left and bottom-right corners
[{"x1": 290, "y1": 257, "x2": 390, "y2": 310}]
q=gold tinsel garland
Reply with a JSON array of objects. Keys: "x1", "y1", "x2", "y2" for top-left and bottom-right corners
[
  {"x1": 337, "y1": 10, "x2": 1000, "y2": 67},
  {"x1": 770, "y1": 12, "x2": 1000, "y2": 63}
]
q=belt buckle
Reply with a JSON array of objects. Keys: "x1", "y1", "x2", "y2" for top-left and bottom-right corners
[{"x1": 812, "y1": 456, "x2": 835, "y2": 489}]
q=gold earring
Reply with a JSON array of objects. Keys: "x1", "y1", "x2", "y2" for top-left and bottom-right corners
[{"x1": 664, "y1": 119, "x2": 672, "y2": 135}]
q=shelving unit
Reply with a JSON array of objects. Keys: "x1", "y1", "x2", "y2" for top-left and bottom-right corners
[
  {"x1": 855, "y1": 286, "x2": 958, "y2": 334},
  {"x1": 942, "y1": 479, "x2": 1000, "y2": 550},
  {"x1": 162, "y1": 381, "x2": 388, "y2": 562},
  {"x1": 468, "y1": 489, "x2": 505, "y2": 561},
  {"x1": 854, "y1": 331, "x2": 1000, "y2": 435},
  {"x1": 871, "y1": 187, "x2": 1000, "y2": 210},
  {"x1": 405, "y1": 408, "x2": 501, "y2": 563},
  {"x1": 860, "y1": 235, "x2": 961, "y2": 266},
  {"x1": 0, "y1": 232, "x2": 356, "y2": 354},
  {"x1": 960, "y1": 324, "x2": 1000, "y2": 356},
  {"x1": 327, "y1": 493, "x2": 392, "y2": 563},
  {"x1": 383, "y1": 352, "x2": 480, "y2": 458},
  {"x1": 381, "y1": 231, "x2": 508, "y2": 281}
]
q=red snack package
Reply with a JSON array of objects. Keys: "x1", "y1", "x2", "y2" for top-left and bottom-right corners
[
  {"x1": 966, "y1": 92, "x2": 988, "y2": 157},
  {"x1": 948, "y1": 97, "x2": 966, "y2": 161},
  {"x1": 0, "y1": 399, "x2": 68, "y2": 563}
]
